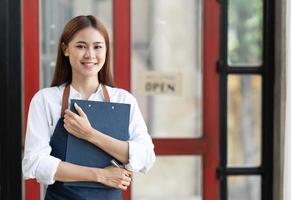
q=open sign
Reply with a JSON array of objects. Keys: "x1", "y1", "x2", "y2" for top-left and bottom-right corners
[{"x1": 137, "y1": 71, "x2": 182, "y2": 96}]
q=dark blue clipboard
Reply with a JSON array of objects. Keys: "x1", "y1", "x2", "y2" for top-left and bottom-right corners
[{"x1": 64, "y1": 99, "x2": 130, "y2": 188}]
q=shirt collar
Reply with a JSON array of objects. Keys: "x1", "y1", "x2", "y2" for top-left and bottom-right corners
[{"x1": 68, "y1": 84, "x2": 103, "y2": 100}]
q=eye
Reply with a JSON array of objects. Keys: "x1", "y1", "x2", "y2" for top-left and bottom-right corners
[
  {"x1": 94, "y1": 45, "x2": 103, "y2": 50},
  {"x1": 76, "y1": 45, "x2": 86, "y2": 49}
]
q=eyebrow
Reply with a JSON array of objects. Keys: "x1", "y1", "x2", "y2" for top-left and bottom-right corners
[{"x1": 75, "y1": 41, "x2": 104, "y2": 45}]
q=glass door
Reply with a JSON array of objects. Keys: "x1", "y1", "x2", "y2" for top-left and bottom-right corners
[
  {"x1": 116, "y1": 0, "x2": 220, "y2": 199},
  {"x1": 131, "y1": 0, "x2": 203, "y2": 199}
]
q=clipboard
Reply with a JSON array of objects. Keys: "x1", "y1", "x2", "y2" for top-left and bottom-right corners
[{"x1": 64, "y1": 99, "x2": 130, "y2": 188}]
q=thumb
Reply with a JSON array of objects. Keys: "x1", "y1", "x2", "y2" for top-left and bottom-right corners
[{"x1": 74, "y1": 103, "x2": 87, "y2": 118}]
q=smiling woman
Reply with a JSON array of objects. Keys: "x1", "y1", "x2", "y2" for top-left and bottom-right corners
[
  {"x1": 51, "y1": 16, "x2": 113, "y2": 88},
  {"x1": 22, "y1": 15, "x2": 155, "y2": 200},
  {"x1": 62, "y1": 27, "x2": 107, "y2": 95}
]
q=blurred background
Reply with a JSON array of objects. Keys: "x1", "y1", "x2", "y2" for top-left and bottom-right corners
[{"x1": 0, "y1": 0, "x2": 290, "y2": 200}]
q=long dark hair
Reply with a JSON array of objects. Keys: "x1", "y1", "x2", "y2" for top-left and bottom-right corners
[{"x1": 51, "y1": 15, "x2": 114, "y2": 87}]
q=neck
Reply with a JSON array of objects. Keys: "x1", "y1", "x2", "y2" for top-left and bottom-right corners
[{"x1": 71, "y1": 76, "x2": 100, "y2": 100}]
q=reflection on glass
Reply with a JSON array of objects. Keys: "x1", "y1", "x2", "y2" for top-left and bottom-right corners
[
  {"x1": 41, "y1": 0, "x2": 113, "y2": 87},
  {"x1": 228, "y1": 176, "x2": 261, "y2": 200},
  {"x1": 228, "y1": 0, "x2": 263, "y2": 65},
  {"x1": 131, "y1": 0, "x2": 203, "y2": 138},
  {"x1": 132, "y1": 156, "x2": 202, "y2": 200},
  {"x1": 227, "y1": 75, "x2": 261, "y2": 167}
]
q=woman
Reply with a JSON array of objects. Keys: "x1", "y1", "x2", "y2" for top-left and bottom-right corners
[{"x1": 22, "y1": 15, "x2": 155, "y2": 200}]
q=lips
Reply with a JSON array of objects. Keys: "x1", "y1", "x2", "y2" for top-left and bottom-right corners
[{"x1": 81, "y1": 62, "x2": 97, "y2": 69}]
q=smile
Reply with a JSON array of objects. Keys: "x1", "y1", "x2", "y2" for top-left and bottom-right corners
[{"x1": 81, "y1": 62, "x2": 97, "y2": 67}]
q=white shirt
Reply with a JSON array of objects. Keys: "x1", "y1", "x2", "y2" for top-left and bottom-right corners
[{"x1": 22, "y1": 84, "x2": 155, "y2": 185}]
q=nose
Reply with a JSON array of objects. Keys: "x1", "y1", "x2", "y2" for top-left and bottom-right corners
[{"x1": 84, "y1": 47, "x2": 95, "y2": 59}]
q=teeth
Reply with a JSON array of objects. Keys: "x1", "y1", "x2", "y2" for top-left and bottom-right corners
[{"x1": 82, "y1": 62, "x2": 95, "y2": 66}]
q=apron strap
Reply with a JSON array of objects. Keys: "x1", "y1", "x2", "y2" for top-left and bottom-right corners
[
  {"x1": 61, "y1": 83, "x2": 110, "y2": 117},
  {"x1": 101, "y1": 84, "x2": 110, "y2": 102},
  {"x1": 61, "y1": 84, "x2": 70, "y2": 118}
]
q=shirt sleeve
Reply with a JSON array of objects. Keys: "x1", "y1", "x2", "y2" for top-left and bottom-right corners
[
  {"x1": 125, "y1": 96, "x2": 156, "y2": 173},
  {"x1": 22, "y1": 93, "x2": 61, "y2": 185}
]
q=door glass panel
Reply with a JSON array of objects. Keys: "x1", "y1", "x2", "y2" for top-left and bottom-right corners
[
  {"x1": 227, "y1": 75, "x2": 262, "y2": 167},
  {"x1": 132, "y1": 156, "x2": 202, "y2": 200},
  {"x1": 228, "y1": 176, "x2": 261, "y2": 200},
  {"x1": 228, "y1": 0, "x2": 263, "y2": 65},
  {"x1": 41, "y1": 0, "x2": 113, "y2": 87},
  {"x1": 131, "y1": 0, "x2": 203, "y2": 138}
]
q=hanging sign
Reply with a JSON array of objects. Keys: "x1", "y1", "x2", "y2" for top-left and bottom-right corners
[{"x1": 137, "y1": 70, "x2": 182, "y2": 96}]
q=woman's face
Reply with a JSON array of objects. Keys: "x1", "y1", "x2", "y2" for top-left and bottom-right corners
[{"x1": 64, "y1": 27, "x2": 106, "y2": 79}]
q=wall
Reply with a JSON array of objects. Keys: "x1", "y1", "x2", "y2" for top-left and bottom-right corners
[
  {"x1": 283, "y1": 0, "x2": 291, "y2": 198},
  {"x1": 274, "y1": 0, "x2": 286, "y2": 199}
]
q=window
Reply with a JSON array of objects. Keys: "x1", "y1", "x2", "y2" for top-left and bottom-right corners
[{"x1": 219, "y1": 0, "x2": 275, "y2": 199}]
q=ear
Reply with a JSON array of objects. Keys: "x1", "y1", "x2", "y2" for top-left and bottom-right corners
[{"x1": 62, "y1": 42, "x2": 69, "y2": 56}]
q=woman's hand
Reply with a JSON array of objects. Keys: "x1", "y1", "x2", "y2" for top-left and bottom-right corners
[
  {"x1": 63, "y1": 103, "x2": 94, "y2": 141},
  {"x1": 98, "y1": 166, "x2": 132, "y2": 190}
]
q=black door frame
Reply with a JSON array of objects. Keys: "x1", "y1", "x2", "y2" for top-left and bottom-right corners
[
  {"x1": 0, "y1": 0, "x2": 22, "y2": 199},
  {"x1": 218, "y1": 0, "x2": 275, "y2": 199}
]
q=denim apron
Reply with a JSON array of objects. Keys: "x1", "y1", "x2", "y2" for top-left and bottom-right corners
[{"x1": 45, "y1": 84, "x2": 123, "y2": 200}]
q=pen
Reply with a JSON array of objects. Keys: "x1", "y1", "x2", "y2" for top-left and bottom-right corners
[
  {"x1": 111, "y1": 159, "x2": 133, "y2": 179},
  {"x1": 110, "y1": 159, "x2": 124, "y2": 168}
]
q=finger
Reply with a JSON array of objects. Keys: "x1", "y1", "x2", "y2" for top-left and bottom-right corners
[
  {"x1": 123, "y1": 176, "x2": 131, "y2": 183},
  {"x1": 65, "y1": 109, "x2": 79, "y2": 120},
  {"x1": 124, "y1": 169, "x2": 133, "y2": 177},
  {"x1": 64, "y1": 124, "x2": 79, "y2": 137},
  {"x1": 121, "y1": 180, "x2": 131, "y2": 187},
  {"x1": 74, "y1": 103, "x2": 87, "y2": 118},
  {"x1": 63, "y1": 117, "x2": 74, "y2": 127},
  {"x1": 119, "y1": 184, "x2": 128, "y2": 191},
  {"x1": 63, "y1": 123, "x2": 71, "y2": 132},
  {"x1": 64, "y1": 123, "x2": 73, "y2": 132},
  {"x1": 63, "y1": 118, "x2": 70, "y2": 127}
]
